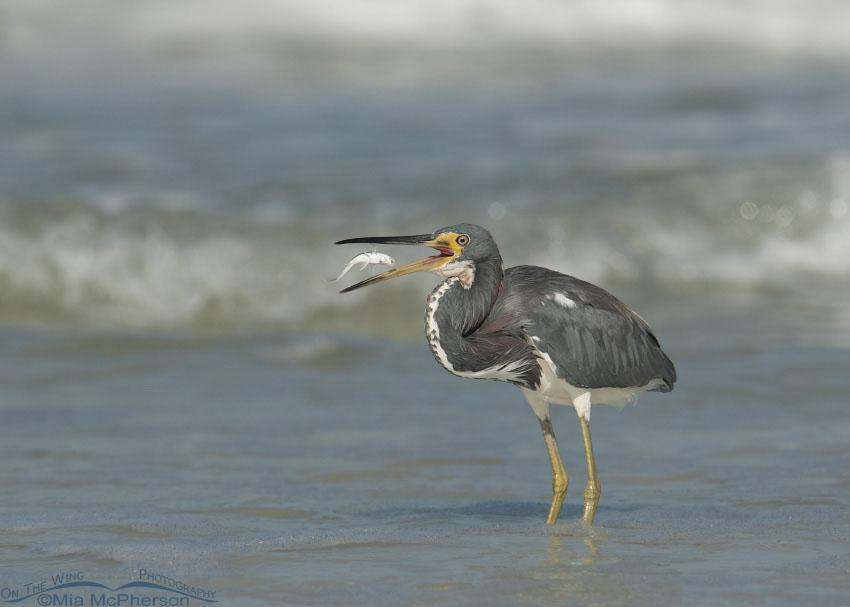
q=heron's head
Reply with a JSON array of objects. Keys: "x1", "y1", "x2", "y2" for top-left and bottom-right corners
[{"x1": 335, "y1": 223, "x2": 499, "y2": 293}]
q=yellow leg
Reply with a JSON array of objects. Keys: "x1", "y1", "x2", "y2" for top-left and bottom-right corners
[
  {"x1": 539, "y1": 417, "x2": 568, "y2": 525},
  {"x1": 579, "y1": 416, "x2": 601, "y2": 523}
]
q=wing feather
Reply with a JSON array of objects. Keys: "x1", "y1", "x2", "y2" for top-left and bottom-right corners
[{"x1": 499, "y1": 266, "x2": 676, "y2": 391}]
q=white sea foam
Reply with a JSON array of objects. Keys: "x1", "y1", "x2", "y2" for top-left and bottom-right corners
[
  {"x1": 530, "y1": 207, "x2": 850, "y2": 292},
  {"x1": 0, "y1": 205, "x2": 340, "y2": 329},
  {"x1": 2, "y1": 187, "x2": 849, "y2": 331},
  {"x1": 4, "y1": 0, "x2": 850, "y2": 66}
]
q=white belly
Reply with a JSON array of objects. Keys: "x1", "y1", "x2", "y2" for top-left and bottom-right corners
[{"x1": 522, "y1": 345, "x2": 666, "y2": 422}]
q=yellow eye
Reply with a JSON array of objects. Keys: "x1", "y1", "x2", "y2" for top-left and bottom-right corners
[{"x1": 456, "y1": 234, "x2": 470, "y2": 246}]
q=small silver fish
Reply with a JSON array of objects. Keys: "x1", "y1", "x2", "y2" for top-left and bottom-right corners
[{"x1": 331, "y1": 248, "x2": 395, "y2": 282}]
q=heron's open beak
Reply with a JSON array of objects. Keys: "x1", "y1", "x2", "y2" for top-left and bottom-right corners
[{"x1": 334, "y1": 233, "x2": 458, "y2": 293}]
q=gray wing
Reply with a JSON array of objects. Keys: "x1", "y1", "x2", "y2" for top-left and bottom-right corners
[{"x1": 500, "y1": 266, "x2": 676, "y2": 391}]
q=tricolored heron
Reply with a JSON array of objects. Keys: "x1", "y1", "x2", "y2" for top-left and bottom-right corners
[{"x1": 336, "y1": 223, "x2": 676, "y2": 524}]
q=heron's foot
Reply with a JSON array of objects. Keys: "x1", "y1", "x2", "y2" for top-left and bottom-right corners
[
  {"x1": 544, "y1": 472, "x2": 568, "y2": 525},
  {"x1": 578, "y1": 415, "x2": 601, "y2": 524},
  {"x1": 539, "y1": 416, "x2": 569, "y2": 525},
  {"x1": 580, "y1": 481, "x2": 601, "y2": 524}
]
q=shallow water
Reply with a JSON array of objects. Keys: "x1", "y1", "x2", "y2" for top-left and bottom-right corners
[{"x1": 2, "y1": 290, "x2": 850, "y2": 605}]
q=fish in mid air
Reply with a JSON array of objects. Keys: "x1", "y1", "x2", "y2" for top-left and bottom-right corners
[{"x1": 331, "y1": 248, "x2": 396, "y2": 282}]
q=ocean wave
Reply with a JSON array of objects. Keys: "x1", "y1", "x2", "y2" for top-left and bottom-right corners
[
  {"x1": 4, "y1": 0, "x2": 850, "y2": 68},
  {"x1": 0, "y1": 202, "x2": 327, "y2": 329},
  {"x1": 2, "y1": 178, "x2": 849, "y2": 331}
]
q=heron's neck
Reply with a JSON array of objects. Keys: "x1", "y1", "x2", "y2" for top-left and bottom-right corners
[{"x1": 429, "y1": 256, "x2": 503, "y2": 337}]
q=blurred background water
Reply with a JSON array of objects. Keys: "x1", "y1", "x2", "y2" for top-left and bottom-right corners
[{"x1": 1, "y1": 2, "x2": 850, "y2": 606}]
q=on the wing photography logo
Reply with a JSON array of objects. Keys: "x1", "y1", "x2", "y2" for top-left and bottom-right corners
[{"x1": 1, "y1": 569, "x2": 217, "y2": 606}]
